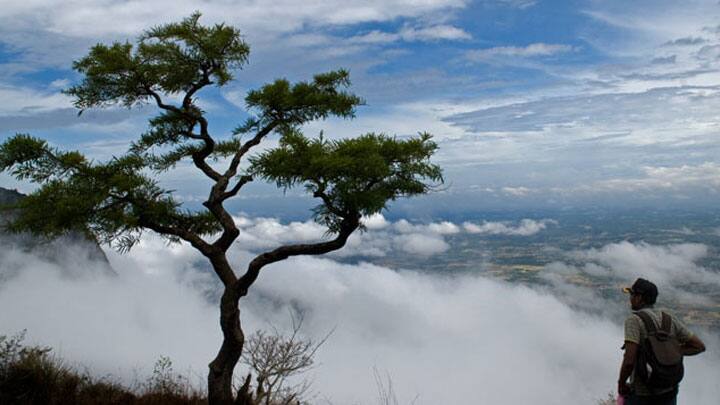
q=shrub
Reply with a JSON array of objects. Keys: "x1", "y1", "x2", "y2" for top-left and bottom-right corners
[{"x1": 0, "y1": 331, "x2": 204, "y2": 405}]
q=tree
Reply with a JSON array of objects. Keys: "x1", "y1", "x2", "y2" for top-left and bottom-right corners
[
  {"x1": 237, "y1": 310, "x2": 326, "y2": 405},
  {"x1": 0, "y1": 13, "x2": 442, "y2": 405}
]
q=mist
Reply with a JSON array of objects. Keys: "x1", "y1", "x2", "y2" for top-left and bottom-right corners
[{"x1": 0, "y1": 217, "x2": 718, "y2": 404}]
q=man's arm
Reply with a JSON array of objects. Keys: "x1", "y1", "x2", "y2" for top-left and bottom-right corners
[
  {"x1": 681, "y1": 335, "x2": 706, "y2": 356},
  {"x1": 618, "y1": 341, "x2": 638, "y2": 396}
]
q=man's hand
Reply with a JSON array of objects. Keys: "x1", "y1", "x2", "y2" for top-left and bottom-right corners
[
  {"x1": 618, "y1": 381, "x2": 631, "y2": 396},
  {"x1": 681, "y1": 335, "x2": 706, "y2": 356},
  {"x1": 618, "y1": 340, "x2": 638, "y2": 396}
]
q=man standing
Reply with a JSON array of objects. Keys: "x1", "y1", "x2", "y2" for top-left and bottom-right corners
[{"x1": 618, "y1": 278, "x2": 706, "y2": 405}]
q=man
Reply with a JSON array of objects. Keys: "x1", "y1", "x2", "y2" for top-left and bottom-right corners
[{"x1": 618, "y1": 278, "x2": 706, "y2": 405}]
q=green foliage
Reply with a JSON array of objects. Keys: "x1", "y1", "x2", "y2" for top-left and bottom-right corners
[
  {"x1": 243, "y1": 69, "x2": 363, "y2": 130},
  {"x1": 0, "y1": 12, "x2": 444, "y2": 405},
  {"x1": 131, "y1": 110, "x2": 198, "y2": 154},
  {"x1": 0, "y1": 134, "x2": 221, "y2": 251},
  {"x1": 0, "y1": 12, "x2": 440, "y2": 256},
  {"x1": 0, "y1": 134, "x2": 87, "y2": 183},
  {"x1": 65, "y1": 12, "x2": 249, "y2": 111},
  {"x1": 251, "y1": 131, "x2": 442, "y2": 231}
]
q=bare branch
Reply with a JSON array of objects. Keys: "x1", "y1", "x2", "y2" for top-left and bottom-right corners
[
  {"x1": 143, "y1": 84, "x2": 222, "y2": 181},
  {"x1": 220, "y1": 175, "x2": 254, "y2": 202},
  {"x1": 224, "y1": 121, "x2": 278, "y2": 180},
  {"x1": 240, "y1": 309, "x2": 327, "y2": 405},
  {"x1": 182, "y1": 66, "x2": 212, "y2": 109},
  {"x1": 138, "y1": 218, "x2": 212, "y2": 255},
  {"x1": 179, "y1": 129, "x2": 204, "y2": 140},
  {"x1": 311, "y1": 188, "x2": 343, "y2": 218},
  {"x1": 236, "y1": 215, "x2": 360, "y2": 295}
]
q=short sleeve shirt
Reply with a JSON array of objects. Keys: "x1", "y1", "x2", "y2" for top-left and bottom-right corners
[{"x1": 623, "y1": 307, "x2": 694, "y2": 396}]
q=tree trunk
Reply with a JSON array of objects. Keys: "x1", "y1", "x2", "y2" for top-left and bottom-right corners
[{"x1": 208, "y1": 286, "x2": 244, "y2": 405}]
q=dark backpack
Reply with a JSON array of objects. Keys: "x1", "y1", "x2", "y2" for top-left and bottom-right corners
[{"x1": 634, "y1": 311, "x2": 684, "y2": 390}]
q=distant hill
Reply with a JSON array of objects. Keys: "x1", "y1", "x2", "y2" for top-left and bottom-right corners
[
  {"x1": 0, "y1": 187, "x2": 115, "y2": 276},
  {"x1": 0, "y1": 187, "x2": 24, "y2": 205}
]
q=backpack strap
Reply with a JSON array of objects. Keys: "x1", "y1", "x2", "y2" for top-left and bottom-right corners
[
  {"x1": 660, "y1": 312, "x2": 672, "y2": 334},
  {"x1": 634, "y1": 310, "x2": 658, "y2": 335}
]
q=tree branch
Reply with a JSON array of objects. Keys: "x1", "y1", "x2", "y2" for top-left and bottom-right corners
[
  {"x1": 223, "y1": 120, "x2": 278, "y2": 179},
  {"x1": 179, "y1": 129, "x2": 204, "y2": 140},
  {"x1": 220, "y1": 175, "x2": 253, "y2": 202},
  {"x1": 138, "y1": 217, "x2": 212, "y2": 255},
  {"x1": 201, "y1": 121, "x2": 280, "y2": 251},
  {"x1": 182, "y1": 66, "x2": 212, "y2": 109},
  {"x1": 311, "y1": 186, "x2": 343, "y2": 217},
  {"x1": 143, "y1": 84, "x2": 222, "y2": 181},
  {"x1": 144, "y1": 85, "x2": 183, "y2": 114},
  {"x1": 236, "y1": 215, "x2": 360, "y2": 295}
]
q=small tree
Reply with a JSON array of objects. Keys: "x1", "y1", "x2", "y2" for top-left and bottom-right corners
[
  {"x1": 238, "y1": 311, "x2": 326, "y2": 405},
  {"x1": 0, "y1": 13, "x2": 442, "y2": 405}
]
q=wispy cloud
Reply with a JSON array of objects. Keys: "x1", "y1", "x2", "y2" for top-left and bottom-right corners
[
  {"x1": 463, "y1": 219, "x2": 555, "y2": 236},
  {"x1": 663, "y1": 36, "x2": 708, "y2": 47},
  {"x1": 466, "y1": 43, "x2": 574, "y2": 61},
  {"x1": 582, "y1": 162, "x2": 720, "y2": 193},
  {"x1": 495, "y1": 0, "x2": 537, "y2": 9},
  {"x1": 351, "y1": 24, "x2": 471, "y2": 44}
]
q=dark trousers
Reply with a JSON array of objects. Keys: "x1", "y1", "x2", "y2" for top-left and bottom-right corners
[{"x1": 625, "y1": 389, "x2": 678, "y2": 405}]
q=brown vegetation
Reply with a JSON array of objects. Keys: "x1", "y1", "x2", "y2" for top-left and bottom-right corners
[
  {"x1": 0, "y1": 331, "x2": 201, "y2": 405},
  {"x1": 0, "y1": 324, "x2": 326, "y2": 405}
]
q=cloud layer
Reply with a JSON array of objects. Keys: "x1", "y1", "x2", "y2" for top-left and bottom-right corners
[
  {"x1": 0, "y1": 216, "x2": 718, "y2": 404},
  {"x1": 231, "y1": 214, "x2": 553, "y2": 258}
]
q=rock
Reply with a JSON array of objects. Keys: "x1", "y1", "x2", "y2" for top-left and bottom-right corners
[{"x1": 0, "y1": 187, "x2": 116, "y2": 277}]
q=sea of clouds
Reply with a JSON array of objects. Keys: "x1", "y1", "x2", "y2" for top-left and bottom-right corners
[{"x1": 0, "y1": 215, "x2": 718, "y2": 404}]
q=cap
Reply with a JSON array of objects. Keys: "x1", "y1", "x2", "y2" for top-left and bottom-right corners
[{"x1": 622, "y1": 278, "x2": 658, "y2": 304}]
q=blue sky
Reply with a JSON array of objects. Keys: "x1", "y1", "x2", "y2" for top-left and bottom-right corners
[{"x1": 2, "y1": 0, "x2": 720, "y2": 216}]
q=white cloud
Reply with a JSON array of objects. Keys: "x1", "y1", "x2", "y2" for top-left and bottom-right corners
[
  {"x1": 0, "y1": 84, "x2": 70, "y2": 115},
  {"x1": 427, "y1": 221, "x2": 461, "y2": 234},
  {"x1": 230, "y1": 214, "x2": 544, "y2": 259},
  {"x1": 466, "y1": 43, "x2": 574, "y2": 61},
  {"x1": 1, "y1": 235, "x2": 718, "y2": 404},
  {"x1": 399, "y1": 24, "x2": 471, "y2": 41},
  {"x1": 535, "y1": 239, "x2": 720, "y2": 340},
  {"x1": 570, "y1": 241, "x2": 720, "y2": 287},
  {"x1": 393, "y1": 219, "x2": 459, "y2": 235},
  {"x1": 303, "y1": 100, "x2": 470, "y2": 143},
  {"x1": 351, "y1": 24, "x2": 471, "y2": 44},
  {"x1": 350, "y1": 30, "x2": 399, "y2": 44},
  {"x1": 436, "y1": 84, "x2": 720, "y2": 206},
  {"x1": 698, "y1": 44, "x2": 720, "y2": 60},
  {"x1": 446, "y1": 86, "x2": 720, "y2": 136},
  {"x1": 221, "y1": 87, "x2": 248, "y2": 109},
  {"x1": 0, "y1": 1, "x2": 468, "y2": 39},
  {"x1": 394, "y1": 233, "x2": 449, "y2": 255},
  {"x1": 585, "y1": 162, "x2": 720, "y2": 193},
  {"x1": 463, "y1": 219, "x2": 555, "y2": 236},
  {"x1": 0, "y1": 244, "x2": 220, "y2": 382},
  {"x1": 48, "y1": 78, "x2": 70, "y2": 89},
  {"x1": 496, "y1": 0, "x2": 536, "y2": 9},
  {"x1": 233, "y1": 216, "x2": 328, "y2": 251},
  {"x1": 501, "y1": 186, "x2": 532, "y2": 196}
]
